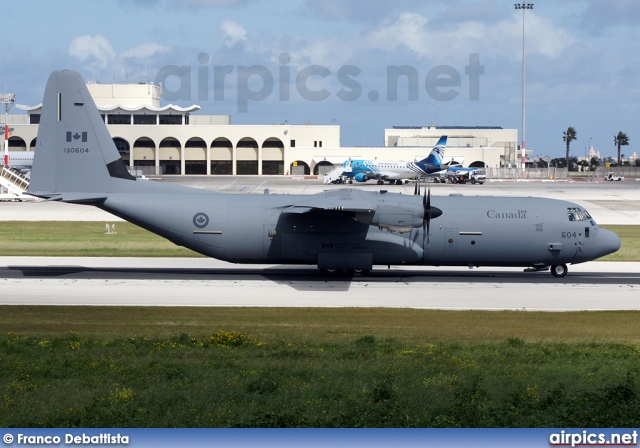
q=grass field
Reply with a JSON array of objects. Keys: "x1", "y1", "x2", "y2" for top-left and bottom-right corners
[
  {"x1": 0, "y1": 221, "x2": 200, "y2": 257},
  {"x1": 0, "y1": 221, "x2": 637, "y2": 260},
  {"x1": 2, "y1": 307, "x2": 640, "y2": 427}
]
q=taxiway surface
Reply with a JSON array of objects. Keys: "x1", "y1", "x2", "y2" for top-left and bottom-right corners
[{"x1": 1, "y1": 257, "x2": 638, "y2": 311}]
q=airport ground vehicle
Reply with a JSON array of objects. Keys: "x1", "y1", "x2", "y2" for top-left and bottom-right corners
[
  {"x1": 436, "y1": 168, "x2": 486, "y2": 184},
  {"x1": 604, "y1": 172, "x2": 624, "y2": 181}
]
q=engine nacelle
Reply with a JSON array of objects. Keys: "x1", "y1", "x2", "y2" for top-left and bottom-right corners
[
  {"x1": 354, "y1": 173, "x2": 369, "y2": 182},
  {"x1": 354, "y1": 203, "x2": 424, "y2": 233}
]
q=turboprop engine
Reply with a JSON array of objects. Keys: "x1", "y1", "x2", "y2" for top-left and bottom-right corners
[
  {"x1": 354, "y1": 203, "x2": 424, "y2": 233},
  {"x1": 354, "y1": 188, "x2": 442, "y2": 235}
]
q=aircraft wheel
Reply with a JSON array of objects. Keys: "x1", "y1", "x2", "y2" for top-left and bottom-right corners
[
  {"x1": 550, "y1": 264, "x2": 568, "y2": 278},
  {"x1": 353, "y1": 269, "x2": 371, "y2": 276},
  {"x1": 320, "y1": 268, "x2": 343, "y2": 276},
  {"x1": 377, "y1": 180, "x2": 384, "y2": 185}
]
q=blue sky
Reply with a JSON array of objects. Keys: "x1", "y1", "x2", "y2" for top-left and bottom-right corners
[{"x1": 2, "y1": 0, "x2": 639, "y2": 159}]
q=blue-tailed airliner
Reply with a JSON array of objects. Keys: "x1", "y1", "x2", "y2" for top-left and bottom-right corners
[{"x1": 324, "y1": 136, "x2": 447, "y2": 185}]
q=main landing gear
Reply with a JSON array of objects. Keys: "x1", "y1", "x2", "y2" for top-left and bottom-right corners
[
  {"x1": 524, "y1": 263, "x2": 568, "y2": 277},
  {"x1": 319, "y1": 268, "x2": 371, "y2": 276}
]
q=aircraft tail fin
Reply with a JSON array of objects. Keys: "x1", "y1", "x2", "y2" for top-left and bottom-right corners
[
  {"x1": 28, "y1": 70, "x2": 135, "y2": 198},
  {"x1": 417, "y1": 135, "x2": 447, "y2": 167}
]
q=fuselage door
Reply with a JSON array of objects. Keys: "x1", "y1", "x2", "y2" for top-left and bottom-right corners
[{"x1": 576, "y1": 226, "x2": 591, "y2": 257}]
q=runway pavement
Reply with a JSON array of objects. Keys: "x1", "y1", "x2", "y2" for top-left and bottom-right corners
[
  {"x1": 1, "y1": 257, "x2": 639, "y2": 311},
  {"x1": 1, "y1": 177, "x2": 638, "y2": 310}
]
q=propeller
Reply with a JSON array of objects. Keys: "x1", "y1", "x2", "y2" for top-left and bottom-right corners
[{"x1": 422, "y1": 185, "x2": 442, "y2": 248}]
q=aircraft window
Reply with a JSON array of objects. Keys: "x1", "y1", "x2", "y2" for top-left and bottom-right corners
[{"x1": 567, "y1": 207, "x2": 593, "y2": 222}]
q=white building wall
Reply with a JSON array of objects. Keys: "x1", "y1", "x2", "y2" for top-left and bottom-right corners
[
  {"x1": 87, "y1": 83, "x2": 162, "y2": 108},
  {"x1": 4, "y1": 81, "x2": 515, "y2": 175},
  {"x1": 385, "y1": 127, "x2": 518, "y2": 168}
]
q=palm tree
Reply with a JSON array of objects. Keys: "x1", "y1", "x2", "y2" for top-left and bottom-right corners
[
  {"x1": 563, "y1": 127, "x2": 577, "y2": 171},
  {"x1": 614, "y1": 131, "x2": 629, "y2": 167}
]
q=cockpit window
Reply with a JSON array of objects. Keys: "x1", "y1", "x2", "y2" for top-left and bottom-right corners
[{"x1": 567, "y1": 207, "x2": 595, "y2": 225}]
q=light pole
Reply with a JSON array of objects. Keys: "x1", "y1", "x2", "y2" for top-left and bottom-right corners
[
  {"x1": 1, "y1": 92, "x2": 16, "y2": 166},
  {"x1": 515, "y1": 3, "x2": 533, "y2": 173}
]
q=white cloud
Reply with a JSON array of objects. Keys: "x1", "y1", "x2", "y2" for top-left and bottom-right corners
[
  {"x1": 68, "y1": 35, "x2": 174, "y2": 82},
  {"x1": 121, "y1": 42, "x2": 171, "y2": 60},
  {"x1": 220, "y1": 19, "x2": 248, "y2": 47},
  {"x1": 68, "y1": 35, "x2": 116, "y2": 69},
  {"x1": 365, "y1": 12, "x2": 430, "y2": 56},
  {"x1": 362, "y1": 11, "x2": 575, "y2": 62},
  {"x1": 247, "y1": 10, "x2": 575, "y2": 78}
]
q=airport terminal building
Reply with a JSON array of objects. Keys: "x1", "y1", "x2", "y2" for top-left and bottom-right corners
[{"x1": 3, "y1": 81, "x2": 518, "y2": 176}]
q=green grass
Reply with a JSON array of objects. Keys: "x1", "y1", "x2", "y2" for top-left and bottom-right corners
[
  {"x1": 2, "y1": 307, "x2": 640, "y2": 427},
  {"x1": 600, "y1": 225, "x2": 640, "y2": 261},
  {"x1": 2, "y1": 329, "x2": 640, "y2": 427},
  {"x1": 0, "y1": 222, "x2": 637, "y2": 260},
  {"x1": 0, "y1": 221, "x2": 201, "y2": 257},
  {"x1": 2, "y1": 306, "x2": 640, "y2": 344}
]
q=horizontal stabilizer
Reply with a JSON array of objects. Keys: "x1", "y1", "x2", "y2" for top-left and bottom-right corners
[{"x1": 30, "y1": 192, "x2": 107, "y2": 204}]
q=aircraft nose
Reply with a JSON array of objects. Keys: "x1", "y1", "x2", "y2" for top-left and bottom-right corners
[{"x1": 594, "y1": 228, "x2": 621, "y2": 259}]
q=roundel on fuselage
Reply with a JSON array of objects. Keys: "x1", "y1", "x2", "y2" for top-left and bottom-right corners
[{"x1": 193, "y1": 212, "x2": 209, "y2": 228}]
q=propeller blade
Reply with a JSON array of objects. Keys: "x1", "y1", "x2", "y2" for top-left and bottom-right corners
[
  {"x1": 423, "y1": 217, "x2": 427, "y2": 248},
  {"x1": 423, "y1": 188, "x2": 428, "y2": 247},
  {"x1": 425, "y1": 186, "x2": 429, "y2": 209},
  {"x1": 421, "y1": 186, "x2": 441, "y2": 248},
  {"x1": 413, "y1": 181, "x2": 418, "y2": 196},
  {"x1": 428, "y1": 187, "x2": 442, "y2": 219}
]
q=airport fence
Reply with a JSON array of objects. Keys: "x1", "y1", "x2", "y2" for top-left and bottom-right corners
[
  {"x1": 486, "y1": 167, "x2": 639, "y2": 181},
  {"x1": 598, "y1": 166, "x2": 640, "y2": 179},
  {"x1": 485, "y1": 167, "x2": 569, "y2": 181}
]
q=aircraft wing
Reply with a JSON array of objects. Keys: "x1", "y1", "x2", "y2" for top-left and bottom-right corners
[{"x1": 279, "y1": 189, "x2": 377, "y2": 214}]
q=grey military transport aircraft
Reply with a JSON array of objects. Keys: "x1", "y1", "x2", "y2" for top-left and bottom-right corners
[{"x1": 28, "y1": 70, "x2": 621, "y2": 277}]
